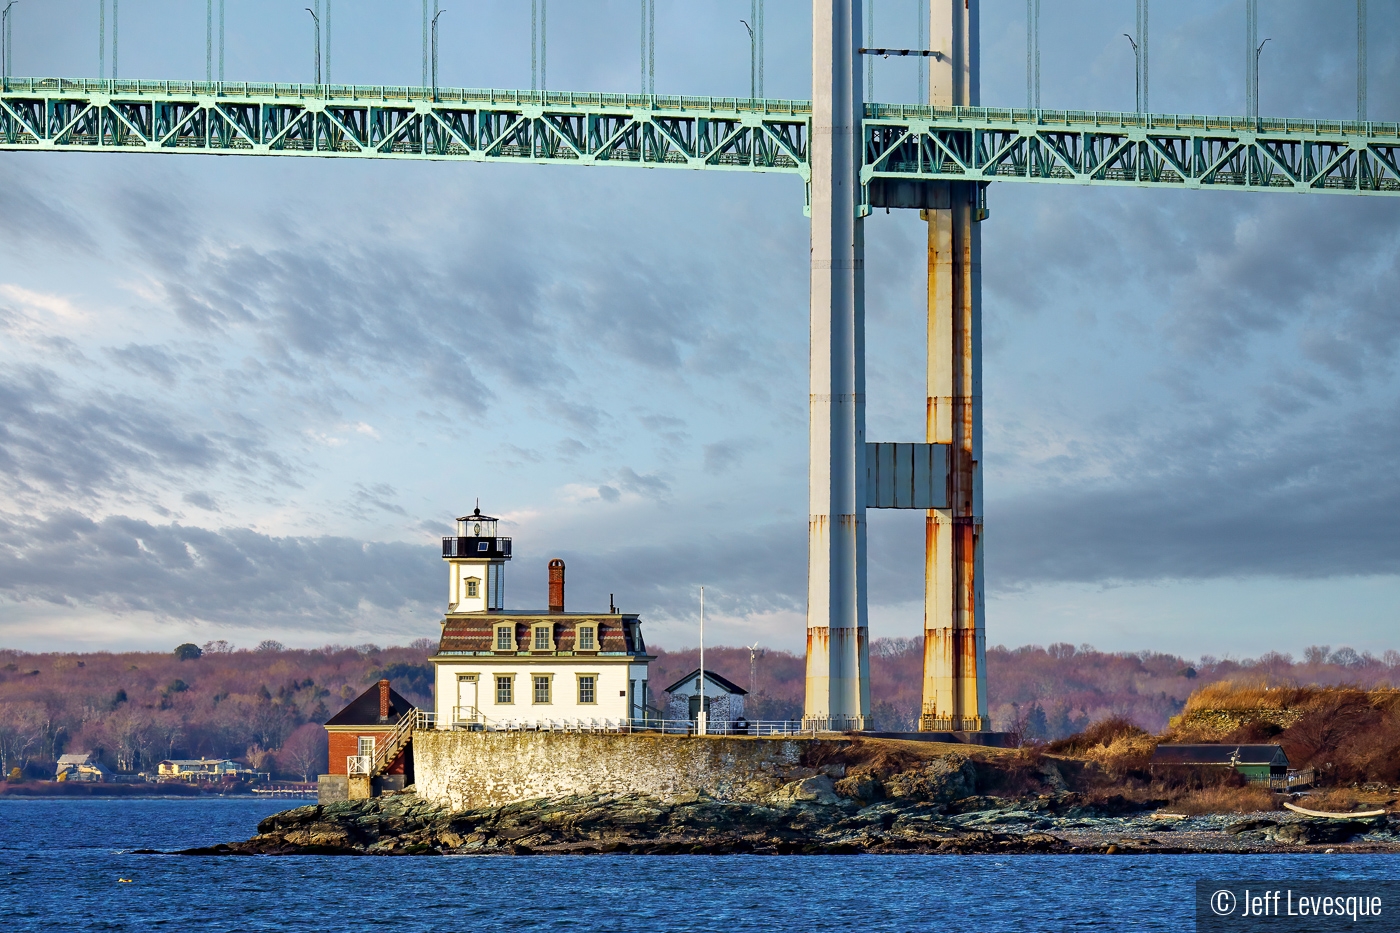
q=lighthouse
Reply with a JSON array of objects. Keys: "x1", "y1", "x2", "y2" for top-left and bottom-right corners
[
  {"x1": 429, "y1": 504, "x2": 654, "y2": 729},
  {"x1": 442, "y1": 506, "x2": 512, "y2": 612}
]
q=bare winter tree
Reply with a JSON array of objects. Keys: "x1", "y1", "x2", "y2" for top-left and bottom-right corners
[
  {"x1": 278, "y1": 723, "x2": 328, "y2": 781},
  {"x1": 0, "y1": 702, "x2": 46, "y2": 774}
]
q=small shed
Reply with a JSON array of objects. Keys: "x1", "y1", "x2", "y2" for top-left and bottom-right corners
[
  {"x1": 1150, "y1": 744, "x2": 1289, "y2": 780},
  {"x1": 663, "y1": 669, "x2": 748, "y2": 725}
]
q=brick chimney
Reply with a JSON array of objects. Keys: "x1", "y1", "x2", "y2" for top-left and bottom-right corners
[
  {"x1": 378, "y1": 678, "x2": 390, "y2": 721},
  {"x1": 548, "y1": 558, "x2": 565, "y2": 613}
]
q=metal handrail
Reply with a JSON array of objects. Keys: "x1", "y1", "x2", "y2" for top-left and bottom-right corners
[{"x1": 439, "y1": 716, "x2": 816, "y2": 736}]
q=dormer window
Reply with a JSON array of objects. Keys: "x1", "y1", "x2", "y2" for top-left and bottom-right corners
[
  {"x1": 494, "y1": 624, "x2": 514, "y2": 652},
  {"x1": 576, "y1": 624, "x2": 597, "y2": 651},
  {"x1": 532, "y1": 624, "x2": 553, "y2": 651},
  {"x1": 465, "y1": 577, "x2": 480, "y2": 598}
]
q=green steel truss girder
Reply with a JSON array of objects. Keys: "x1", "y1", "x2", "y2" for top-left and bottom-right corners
[
  {"x1": 863, "y1": 104, "x2": 1400, "y2": 196},
  {"x1": 0, "y1": 79, "x2": 810, "y2": 178},
  {"x1": 2, "y1": 79, "x2": 1399, "y2": 198}
]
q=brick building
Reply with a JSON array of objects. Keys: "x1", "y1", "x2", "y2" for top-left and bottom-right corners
[{"x1": 324, "y1": 678, "x2": 415, "y2": 786}]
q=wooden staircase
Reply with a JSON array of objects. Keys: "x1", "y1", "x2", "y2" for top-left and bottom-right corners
[{"x1": 368, "y1": 708, "x2": 425, "y2": 777}]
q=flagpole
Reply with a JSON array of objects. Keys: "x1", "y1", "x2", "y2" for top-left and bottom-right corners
[{"x1": 698, "y1": 586, "x2": 706, "y2": 736}]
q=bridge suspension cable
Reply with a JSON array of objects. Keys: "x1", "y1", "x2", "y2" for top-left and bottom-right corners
[{"x1": 1358, "y1": 0, "x2": 1367, "y2": 122}]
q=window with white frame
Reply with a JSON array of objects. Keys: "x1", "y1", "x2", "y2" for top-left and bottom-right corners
[
  {"x1": 357, "y1": 736, "x2": 375, "y2": 757},
  {"x1": 577, "y1": 675, "x2": 596, "y2": 704},
  {"x1": 533, "y1": 675, "x2": 552, "y2": 704},
  {"x1": 465, "y1": 577, "x2": 480, "y2": 598},
  {"x1": 495, "y1": 625, "x2": 514, "y2": 651},
  {"x1": 576, "y1": 624, "x2": 596, "y2": 651},
  {"x1": 533, "y1": 625, "x2": 552, "y2": 651},
  {"x1": 495, "y1": 674, "x2": 514, "y2": 704}
]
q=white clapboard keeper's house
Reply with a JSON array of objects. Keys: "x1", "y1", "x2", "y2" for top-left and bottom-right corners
[{"x1": 429, "y1": 507, "x2": 654, "y2": 729}]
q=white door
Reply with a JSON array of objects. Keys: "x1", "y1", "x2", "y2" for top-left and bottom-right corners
[{"x1": 457, "y1": 674, "x2": 479, "y2": 723}]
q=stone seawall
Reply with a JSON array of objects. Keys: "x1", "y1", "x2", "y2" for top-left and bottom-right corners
[{"x1": 413, "y1": 731, "x2": 843, "y2": 810}]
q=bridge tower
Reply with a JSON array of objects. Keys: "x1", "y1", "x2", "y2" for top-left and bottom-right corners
[
  {"x1": 804, "y1": 0, "x2": 870, "y2": 731},
  {"x1": 921, "y1": 0, "x2": 988, "y2": 731}
]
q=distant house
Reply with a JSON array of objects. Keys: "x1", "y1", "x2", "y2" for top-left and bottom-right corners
[
  {"x1": 325, "y1": 679, "x2": 415, "y2": 783},
  {"x1": 664, "y1": 669, "x2": 748, "y2": 727},
  {"x1": 157, "y1": 758, "x2": 241, "y2": 779},
  {"x1": 1150, "y1": 744, "x2": 1289, "y2": 781},
  {"x1": 56, "y1": 753, "x2": 111, "y2": 782}
]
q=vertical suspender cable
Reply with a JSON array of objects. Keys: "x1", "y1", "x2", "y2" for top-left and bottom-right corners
[
  {"x1": 325, "y1": 0, "x2": 331, "y2": 86},
  {"x1": 756, "y1": 0, "x2": 767, "y2": 98},
  {"x1": 1033, "y1": 0, "x2": 1040, "y2": 108},
  {"x1": 916, "y1": 0, "x2": 925, "y2": 105},
  {"x1": 99, "y1": 0, "x2": 105, "y2": 80},
  {"x1": 1141, "y1": 0, "x2": 1148, "y2": 113},
  {"x1": 1135, "y1": 0, "x2": 1149, "y2": 113},
  {"x1": 865, "y1": 0, "x2": 873, "y2": 103},
  {"x1": 218, "y1": 0, "x2": 224, "y2": 81},
  {"x1": 112, "y1": 0, "x2": 118, "y2": 80},
  {"x1": 206, "y1": 0, "x2": 212, "y2": 81},
  {"x1": 540, "y1": 0, "x2": 546, "y2": 95},
  {"x1": 531, "y1": 0, "x2": 537, "y2": 92},
  {"x1": 1357, "y1": 0, "x2": 1367, "y2": 121},
  {"x1": 422, "y1": 0, "x2": 429, "y2": 89},
  {"x1": 750, "y1": 0, "x2": 756, "y2": 98},
  {"x1": 647, "y1": 0, "x2": 654, "y2": 94},
  {"x1": 1025, "y1": 0, "x2": 1032, "y2": 108},
  {"x1": 639, "y1": 0, "x2": 645, "y2": 93},
  {"x1": 1245, "y1": 0, "x2": 1256, "y2": 118}
]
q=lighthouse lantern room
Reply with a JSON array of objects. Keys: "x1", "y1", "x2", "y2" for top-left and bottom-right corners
[{"x1": 443, "y1": 507, "x2": 511, "y2": 612}]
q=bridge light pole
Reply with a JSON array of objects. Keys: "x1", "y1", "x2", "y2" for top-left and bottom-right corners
[
  {"x1": 304, "y1": 8, "x2": 321, "y2": 86},
  {"x1": 1253, "y1": 37, "x2": 1270, "y2": 119},
  {"x1": 431, "y1": 9, "x2": 445, "y2": 102},
  {"x1": 1122, "y1": 33, "x2": 1139, "y2": 113},
  {"x1": 740, "y1": 19, "x2": 755, "y2": 99}
]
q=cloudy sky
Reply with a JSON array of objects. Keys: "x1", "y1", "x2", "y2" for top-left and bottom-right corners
[{"x1": 1, "y1": 0, "x2": 1397, "y2": 660}]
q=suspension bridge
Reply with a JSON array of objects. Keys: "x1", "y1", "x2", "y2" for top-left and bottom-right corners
[{"x1": 0, "y1": 1, "x2": 1395, "y2": 733}]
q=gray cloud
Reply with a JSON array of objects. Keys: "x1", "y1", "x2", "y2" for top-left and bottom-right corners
[
  {"x1": 615, "y1": 467, "x2": 671, "y2": 500},
  {"x1": 0, "y1": 511, "x2": 439, "y2": 627},
  {"x1": 0, "y1": 366, "x2": 287, "y2": 503},
  {"x1": 523, "y1": 521, "x2": 806, "y2": 620},
  {"x1": 108, "y1": 343, "x2": 188, "y2": 386},
  {"x1": 703, "y1": 441, "x2": 745, "y2": 475},
  {"x1": 182, "y1": 491, "x2": 219, "y2": 512},
  {"x1": 988, "y1": 402, "x2": 1400, "y2": 586},
  {"x1": 351, "y1": 482, "x2": 408, "y2": 518}
]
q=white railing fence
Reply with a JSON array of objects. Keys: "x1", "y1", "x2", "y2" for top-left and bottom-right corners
[
  {"x1": 346, "y1": 755, "x2": 372, "y2": 775},
  {"x1": 438, "y1": 716, "x2": 817, "y2": 736}
]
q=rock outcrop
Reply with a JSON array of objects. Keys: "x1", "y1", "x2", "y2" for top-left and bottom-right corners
[{"x1": 178, "y1": 750, "x2": 1399, "y2": 857}]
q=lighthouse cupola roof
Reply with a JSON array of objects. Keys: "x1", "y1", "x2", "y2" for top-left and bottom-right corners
[
  {"x1": 443, "y1": 504, "x2": 512, "y2": 560},
  {"x1": 456, "y1": 506, "x2": 498, "y2": 538}
]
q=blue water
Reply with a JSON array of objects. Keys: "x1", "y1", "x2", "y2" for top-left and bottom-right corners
[{"x1": 0, "y1": 798, "x2": 1394, "y2": 931}]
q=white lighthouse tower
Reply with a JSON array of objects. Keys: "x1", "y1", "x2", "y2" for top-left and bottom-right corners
[{"x1": 442, "y1": 506, "x2": 512, "y2": 612}]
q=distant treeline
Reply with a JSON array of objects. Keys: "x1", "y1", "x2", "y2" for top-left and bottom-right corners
[
  {"x1": 0, "y1": 639, "x2": 438, "y2": 780},
  {"x1": 651, "y1": 640, "x2": 1400, "y2": 736},
  {"x1": 2, "y1": 638, "x2": 1396, "y2": 777}
]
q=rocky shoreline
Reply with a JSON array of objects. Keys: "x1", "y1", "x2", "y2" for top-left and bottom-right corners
[{"x1": 180, "y1": 755, "x2": 1400, "y2": 857}]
